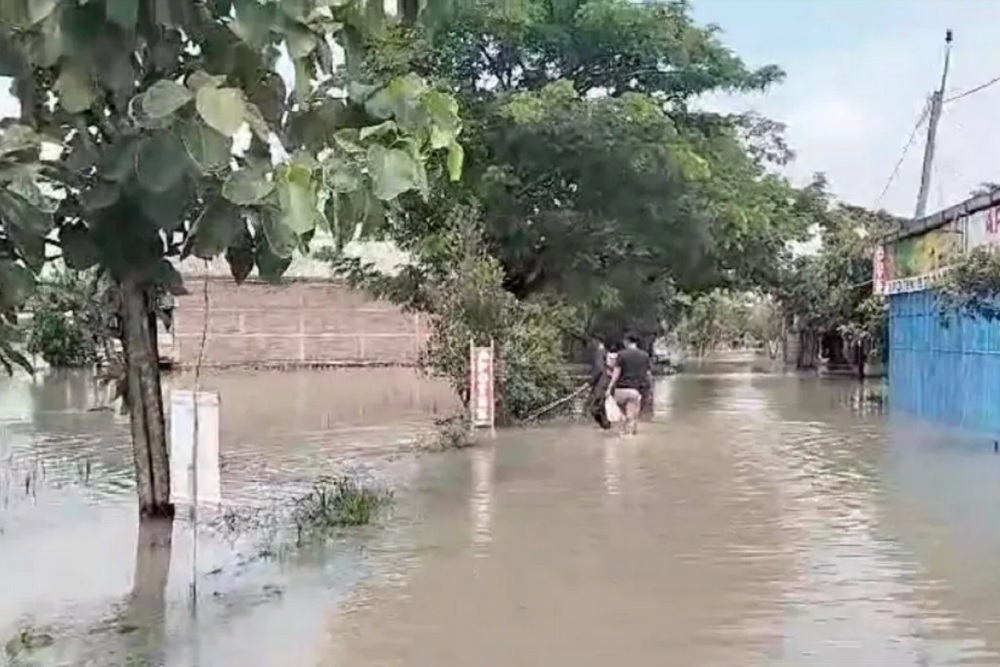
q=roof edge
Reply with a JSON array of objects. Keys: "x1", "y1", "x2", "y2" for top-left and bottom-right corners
[{"x1": 885, "y1": 190, "x2": 1000, "y2": 243}]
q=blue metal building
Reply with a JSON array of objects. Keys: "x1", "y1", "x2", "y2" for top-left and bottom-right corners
[{"x1": 884, "y1": 190, "x2": 1000, "y2": 432}]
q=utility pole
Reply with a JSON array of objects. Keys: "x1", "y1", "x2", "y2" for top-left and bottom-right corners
[{"x1": 914, "y1": 29, "x2": 953, "y2": 220}]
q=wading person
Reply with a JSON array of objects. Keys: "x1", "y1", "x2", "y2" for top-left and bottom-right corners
[{"x1": 606, "y1": 334, "x2": 652, "y2": 436}]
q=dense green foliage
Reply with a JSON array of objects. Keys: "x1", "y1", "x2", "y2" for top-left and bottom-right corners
[
  {"x1": 674, "y1": 290, "x2": 782, "y2": 358},
  {"x1": 325, "y1": 0, "x2": 829, "y2": 412},
  {"x1": 329, "y1": 205, "x2": 574, "y2": 422},
  {"x1": 351, "y1": 0, "x2": 814, "y2": 346},
  {"x1": 771, "y1": 177, "x2": 899, "y2": 367},
  {"x1": 936, "y1": 246, "x2": 1000, "y2": 322},
  {"x1": 24, "y1": 268, "x2": 104, "y2": 367}
]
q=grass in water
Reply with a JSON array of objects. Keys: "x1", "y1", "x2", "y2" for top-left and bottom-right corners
[
  {"x1": 291, "y1": 476, "x2": 394, "y2": 543},
  {"x1": 421, "y1": 413, "x2": 475, "y2": 451}
]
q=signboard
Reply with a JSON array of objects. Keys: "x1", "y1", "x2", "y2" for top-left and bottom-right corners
[
  {"x1": 169, "y1": 390, "x2": 221, "y2": 506},
  {"x1": 964, "y1": 203, "x2": 1000, "y2": 250},
  {"x1": 468, "y1": 341, "x2": 495, "y2": 429},
  {"x1": 883, "y1": 223, "x2": 962, "y2": 295},
  {"x1": 872, "y1": 244, "x2": 886, "y2": 296}
]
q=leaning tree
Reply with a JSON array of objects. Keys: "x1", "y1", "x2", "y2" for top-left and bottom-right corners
[{"x1": 0, "y1": 0, "x2": 464, "y2": 517}]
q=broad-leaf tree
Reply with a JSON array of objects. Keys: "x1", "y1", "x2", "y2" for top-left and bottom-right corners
[
  {"x1": 356, "y1": 0, "x2": 812, "y2": 345},
  {"x1": 0, "y1": 124, "x2": 50, "y2": 374},
  {"x1": 0, "y1": 0, "x2": 463, "y2": 517},
  {"x1": 773, "y1": 177, "x2": 900, "y2": 370}
]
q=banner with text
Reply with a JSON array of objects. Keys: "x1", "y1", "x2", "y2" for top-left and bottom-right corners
[
  {"x1": 964, "y1": 203, "x2": 1000, "y2": 250},
  {"x1": 883, "y1": 222, "x2": 963, "y2": 295},
  {"x1": 469, "y1": 342, "x2": 495, "y2": 428}
]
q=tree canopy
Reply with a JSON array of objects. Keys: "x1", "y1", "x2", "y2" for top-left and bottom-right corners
[{"x1": 349, "y1": 0, "x2": 815, "y2": 344}]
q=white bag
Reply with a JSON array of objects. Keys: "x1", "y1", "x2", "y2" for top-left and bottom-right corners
[{"x1": 604, "y1": 396, "x2": 624, "y2": 423}]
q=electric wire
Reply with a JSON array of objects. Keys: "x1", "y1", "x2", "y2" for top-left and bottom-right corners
[
  {"x1": 873, "y1": 100, "x2": 931, "y2": 211},
  {"x1": 944, "y1": 74, "x2": 1000, "y2": 104}
]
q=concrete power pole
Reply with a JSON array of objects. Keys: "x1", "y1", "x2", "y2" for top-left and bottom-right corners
[{"x1": 914, "y1": 29, "x2": 953, "y2": 220}]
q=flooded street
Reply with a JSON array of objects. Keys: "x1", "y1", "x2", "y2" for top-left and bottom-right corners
[{"x1": 4, "y1": 364, "x2": 1000, "y2": 665}]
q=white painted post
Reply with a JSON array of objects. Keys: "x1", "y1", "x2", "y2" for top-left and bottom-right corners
[
  {"x1": 469, "y1": 340, "x2": 496, "y2": 437},
  {"x1": 169, "y1": 389, "x2": 221, "y2": 608}
]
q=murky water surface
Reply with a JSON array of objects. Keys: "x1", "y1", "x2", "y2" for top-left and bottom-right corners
[{"x1": 4, "y1": 363, "x2": 1000, "y2": 665}]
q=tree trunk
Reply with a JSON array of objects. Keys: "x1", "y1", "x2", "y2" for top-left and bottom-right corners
[
  {"x1": 797, "y1": 329, "x2": 818, "y2": 370},
  {"x1": 120, "y1": 279, "x2": 174, "y2": 519}
]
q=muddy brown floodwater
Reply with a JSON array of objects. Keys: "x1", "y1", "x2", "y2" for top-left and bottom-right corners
[{"x1": 4, "y1": 363, "x2": 1000, "y2": 666}]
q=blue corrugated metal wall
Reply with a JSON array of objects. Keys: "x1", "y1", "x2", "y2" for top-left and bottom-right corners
[{"x1": 889, "y1": 290, "x2": 1000, "y2": 433}]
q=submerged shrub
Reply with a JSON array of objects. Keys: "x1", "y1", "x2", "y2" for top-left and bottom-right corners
[
  {"x1": 24, "y1": 268, "x2": 103, "y2": 368},
  {"x1": 421, "y1": 413, "x2": 475, "y2": 451},
  {"x1": 291, "y1": 476, "x2": 394, "y2": 538}
]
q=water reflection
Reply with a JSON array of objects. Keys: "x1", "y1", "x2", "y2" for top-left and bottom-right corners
[
  {"x1": 469, "y1": 445, "x2": 495, "y2": 554},
  {"x1": 123, "y1": 518, "x2": 173, "y2": 666},
  {"x1": 602, "y1": 436, "x2": 620, "y2": 497}
]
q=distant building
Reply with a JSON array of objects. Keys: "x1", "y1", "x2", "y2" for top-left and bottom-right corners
[{"x1": 879, "y1": 189, "x2": 1000, "y2": 432}]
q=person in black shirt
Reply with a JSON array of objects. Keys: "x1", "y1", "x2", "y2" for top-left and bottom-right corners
[{"x1": 606, "y1": 334, "x2": 652, "y2": 436}]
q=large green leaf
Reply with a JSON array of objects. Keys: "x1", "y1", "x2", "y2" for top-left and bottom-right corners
[
  {"x1": 244, "y1": 71, "x2": 285, "y2": 128},
  {"x1": 152, "y1": 259, "x2": 188, "y2": 296},
  {"x1": 367, "y1": 144, "x2": 420, "y2": 201},
  {"x1": 225, "y1": 224, "x2": 254, "y2": 283},
  {"x1": 423, "y1": 90, "x2": 461, "y2": 149},
  {"x1": 79, "y1": 181, "x2": 121, "y2": 212},
  {"x1": 0, "y1": 260, "x2": 36, "y2": 309},
  {"x1": 255, "y1": 237, "x2": 293, "y2": 282},
  {"x1": 447, "y1": 140, "x2": 464, "y2": 182},
  {"x1": 359, "y1": 120, "x2": 397, "y2": 141},
  {"x1": 0, "y1": 125, "x2": 40, "y2": 158},
  {"x1": 140, "y1": 79, "x2": 195, "y2": 121},
  {"x1": 259, "y1": 208, "x2": 297, "y2": 258},
  {"x1": 136, "y1": 131, "x2": 190, "y2": 193},
  {"x1": 324, "y1": 157, "x2": 362, "y2": 193},
  {"x1": 188, "y1": 198, "x2": 244, "y2": 260},
  {"x1": 230, "y1": 0, "x2": 277, "y2": 49},
  {"x1": 5, "y1": 167, "x2": 56, "y2": 213},
  {"x1": 365, "y1": 74, "x2": 426, "y2": 121},
  {"x1": 179, "y1": 118, "x2": 232, "y2": 174},
  {"x1": 0, "y1": 188, "x2": 52, "y2": 236},
  {"x1": 332, "y1": 187, "x2": 384, "y2": 239},
  {"x1": 185, "y1": 70, "x2": 227, "y2": 91},
  {"x1": 222, "y1": 166, "x2": 273, "y2": 205},
  {"x1": 135, "y1": 178, "x2": 193, "y2": 231},
  {"x1": 54, "y1": 65, "x2": 97, "y2": 113},
  {"x1": 60, "y1": 223, "x2": 100, "y2": 270},
  {"x1": 196, "y1": 86, "x2": 246, "y2": 137},
  {"x1": 284, "y1": 22, "x2": 317, "y2": 59},
  {"x1": 98, "y1": 140, "x2": 139, "y2": 183},
  {"x1": 275, "y1": 162, "x2": 316, "y2": 234}
]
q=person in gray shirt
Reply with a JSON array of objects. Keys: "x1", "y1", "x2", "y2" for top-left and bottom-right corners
[{"x1": 606, "y1": 334, "x2": 651, "y2": 436}]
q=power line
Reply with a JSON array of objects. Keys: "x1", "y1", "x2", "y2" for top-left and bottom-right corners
[
  {"x1": 873, "y1": 100, "x2": 931, "y2": 211},
  {"x1": 944, "y1": 74, "x2": 1000, "y2": 104}
]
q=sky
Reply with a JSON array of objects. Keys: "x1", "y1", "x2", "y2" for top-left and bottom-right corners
[{"x1": 693, "y1": 0, "x2": 1000, "y2": 218}]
